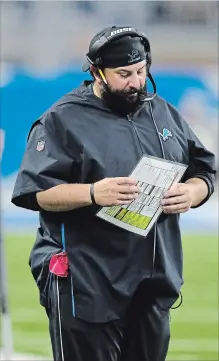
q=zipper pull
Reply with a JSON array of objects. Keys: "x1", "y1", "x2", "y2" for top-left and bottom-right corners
[{"x1": 127, "y1": 115, "x2": 131, "y2": 122}]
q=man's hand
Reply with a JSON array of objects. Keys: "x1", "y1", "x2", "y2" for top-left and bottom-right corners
[
  {"x1": 161, "y1": 183, "x2": 193, "y2": 214},
  {"x1": 36, "y1": 178, "x2": 140, "y2": 212},
  {"x1": 93, "y1": 177, "x2": 140, "y2": 206},
  {"x1": 161, "y1": 178, "x2": 209, "y2": 214}
]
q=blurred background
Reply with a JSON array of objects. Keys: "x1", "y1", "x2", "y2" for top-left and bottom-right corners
[{"x1": 0, "y1": 1, "x2": 218, "y2": 360}]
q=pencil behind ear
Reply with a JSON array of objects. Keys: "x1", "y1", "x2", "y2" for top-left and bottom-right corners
[
  {"x1": 90, "y1": 65, "x2": 107, "y2": 85},
  {"x1": 98, "y1": 69, "x2": 107, "y2": 85}
]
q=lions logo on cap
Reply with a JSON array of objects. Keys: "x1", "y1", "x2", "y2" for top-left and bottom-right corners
[{"x1": 128, "y1": 49, "x2": 141, "y2": 64}]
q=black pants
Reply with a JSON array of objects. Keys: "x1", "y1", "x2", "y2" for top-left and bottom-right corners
[{"x1": 46, "y1": 276, "x2": 170, "y2": 361}]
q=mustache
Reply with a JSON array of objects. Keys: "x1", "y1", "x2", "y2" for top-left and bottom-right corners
[
  {"x1": 111, "y1": 86, "x2": 146, "y2": 96},
  {"x1": 101, "y1": 80, "x2": 146, "y2": 96},
  {"x1": 125, "y1": 88, "x2": 143, "y2": 94}
]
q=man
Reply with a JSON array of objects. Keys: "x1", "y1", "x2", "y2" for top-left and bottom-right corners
[{"x1": 12, "y1": 26, "x2": 216, "y2": 361}]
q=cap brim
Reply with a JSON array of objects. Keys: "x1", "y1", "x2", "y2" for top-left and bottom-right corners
[{"x1": 82, "y1": 59, "x2": 90, "y2": 72}]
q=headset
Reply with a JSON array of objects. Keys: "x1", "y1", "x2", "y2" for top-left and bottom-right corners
[{"x1": 85, "y1": 26, "x2": 157, "y2": 101}]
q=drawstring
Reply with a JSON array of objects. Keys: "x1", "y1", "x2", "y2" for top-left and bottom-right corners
[
  {"x1": 127, "y1": 109, "x2": 183, "y2": 310},
  {"x1": 56, "y1": 276, "x2": 64, "y2": 361},
  {"x1": 61, "y1": 223, "x2": 75, "y2": 317},
  {"x1": 171, "y1": 292, "x2": 183, "y2": 309}
]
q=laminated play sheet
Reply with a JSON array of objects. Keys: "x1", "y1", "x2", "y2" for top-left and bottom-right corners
[{"x1": 96, "y1": 155, "x2": 188, "y2": 236}]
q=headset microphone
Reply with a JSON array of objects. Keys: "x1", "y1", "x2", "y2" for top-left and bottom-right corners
[{"x1": 142, "y1": 72, "x2": 157, "y2": 102}]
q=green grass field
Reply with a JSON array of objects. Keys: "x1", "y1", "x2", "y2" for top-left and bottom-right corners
[{"x1": 4, "y1": 232, "x2": 218, "y2": 360}]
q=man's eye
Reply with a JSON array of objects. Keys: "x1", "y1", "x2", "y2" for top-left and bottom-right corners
[{"x1": 119, "y1": 73, "x2": 129, "y2": 78}]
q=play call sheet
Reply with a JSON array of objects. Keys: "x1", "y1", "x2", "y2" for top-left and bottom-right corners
[{"x1": 96, "y1": 155, "x2": 188, "y2": 237}]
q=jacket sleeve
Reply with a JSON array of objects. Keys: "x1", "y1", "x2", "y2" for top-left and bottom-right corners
[
  {"x1": 167, "y1": 101, "x2": 216, "y2": 208},
  {"x1": 11, "y1": 111, "x2": 82, "y2": 211},
  {"x1": 180, "y1": 118, "x2": 216, "y2": 208}
]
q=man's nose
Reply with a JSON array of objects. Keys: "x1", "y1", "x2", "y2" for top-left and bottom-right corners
[{"x1": 128, "y1": 73, "x2": 141, "y2": 89}]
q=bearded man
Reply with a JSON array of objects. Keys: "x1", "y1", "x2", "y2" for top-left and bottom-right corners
[{"x1": 12, "y1": 26, "x2": 216, "y2": 361}]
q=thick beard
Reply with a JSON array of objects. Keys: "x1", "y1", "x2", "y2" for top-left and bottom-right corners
[{"x1": 100, "y1": 82, "x2": 147, "y2": 116}]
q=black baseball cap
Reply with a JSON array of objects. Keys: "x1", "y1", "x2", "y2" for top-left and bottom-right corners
[{"x1": 82, "y1": 26, "x2": 148, "y2": 72}]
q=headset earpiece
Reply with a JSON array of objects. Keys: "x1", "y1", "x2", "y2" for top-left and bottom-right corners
[{"x1": 95, "y1": 57, "x2": 102, "y2": 66}]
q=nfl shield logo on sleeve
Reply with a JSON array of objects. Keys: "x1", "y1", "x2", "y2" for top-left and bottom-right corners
[{"x1": 36, "y1": 140, "x2": 45, "y2": 152}]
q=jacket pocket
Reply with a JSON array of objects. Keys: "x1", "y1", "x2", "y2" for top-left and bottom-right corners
[
  {"x1": 29, "y1": 227, "x2": 63, "y2": 309},
  {"x1": 37, "y1": 260, "x2": 53, "y2": 308}
]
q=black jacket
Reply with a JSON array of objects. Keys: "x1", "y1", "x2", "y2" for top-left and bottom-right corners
[{"x1": 12, "y1": 81, "x2": 216, "y2": 322}]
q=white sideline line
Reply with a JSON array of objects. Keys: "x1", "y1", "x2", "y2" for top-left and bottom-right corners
[
  {"x1": 0, "y1": 351, "x2": 49, "y2": 361},
  {"x1": 167, "y1": 354, "x2": 200, "y2": 360},
  {"x1": 171, "y1": 308, "x2": 218, "y2": 324},
  {"x1": 169, "y1": 338, "x2": 218, "y2": 352},
  {"x1": 1, "y1": 337, "x2": 218, "y2": 360}
]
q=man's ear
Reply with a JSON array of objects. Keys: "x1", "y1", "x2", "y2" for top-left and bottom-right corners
[{"x1": 90, "y1": 65, "x2": 102, "y2": 83}]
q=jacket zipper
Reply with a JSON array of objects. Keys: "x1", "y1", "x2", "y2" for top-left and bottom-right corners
[{"x1": 127, "y1": 115, "x2": 157, "y2": 275}]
